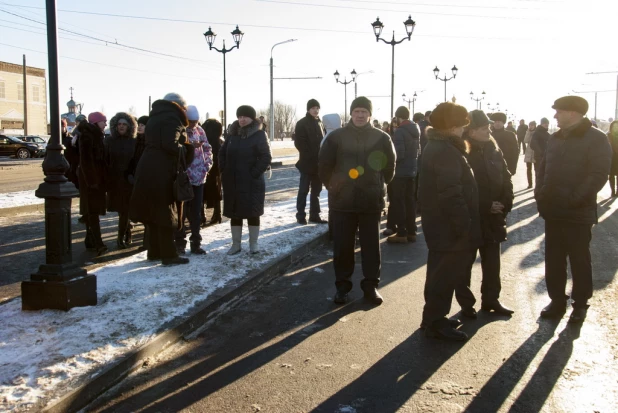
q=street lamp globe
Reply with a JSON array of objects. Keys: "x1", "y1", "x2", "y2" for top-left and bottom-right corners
[
  {"x1": 371, "y1": 17, "x2": 384, "y2": 40},
  {"x1": 351, "y1": 69, "x2": 357, "y2": 81},
  {"x1": 404, "y1": 15, "x2": 416, "y2": 38},
  {"x1": 433, "y1": 66, "x2": 440, "y2": 79},
  {"x1": 203, "y1": 27, "x2": 216, "y2": 49},
  {"x1": 231, "y1": 25, "x2": 244, "y2": 48},
  {"x1": 451, "y1": 65, "x2": 458, "y2": 77},
  {"x1": 334, "y1": 70, "x2": 340, "y2": 82},
  {"x1": 413, "y1": 91, "x2": 417, "y2": 97}
]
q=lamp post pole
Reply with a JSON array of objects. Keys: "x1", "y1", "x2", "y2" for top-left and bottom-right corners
[
  {"x1": 402, "y1": 91, "x2": 423, "y2": 113},
  {"x1": 22, "y1": 0, "x2": 96, "y2": 311},
  {"x1": 334, "y1": 69, "x2": 356, "y2": 123},
  {"x1": 371, "y1": 16, "x2": 416, "y2": 119},
  {"x1": 470, "y1": 90, "x2": 485, "y2": 110},
  {"x1": 433, "y1": 65, "x2": 458, "y2": 102},
  {"x1": 270, "y1": 39, "x2": 297, "y2": 141},
  {"x1": 204, "y1": 25, "x2": 244, "y2": 136}
]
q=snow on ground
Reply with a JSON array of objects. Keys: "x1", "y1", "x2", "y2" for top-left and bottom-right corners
[
  {"x1": 0, "y1": 190, "x2": 44, "y2": 209},
  {"x1": 0, "y1": 196, "x2": 328, "y2": 411}
]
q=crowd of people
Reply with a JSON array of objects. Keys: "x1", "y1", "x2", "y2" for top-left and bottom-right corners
[{"x1": 61, "y1": 91, "x2": 616, "y2": 341}]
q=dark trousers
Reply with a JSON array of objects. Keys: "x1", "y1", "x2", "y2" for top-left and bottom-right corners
[
  {"x1": 389, "y1": 177, "x2": 416, "y2": 236},
  {"x1": 331, "y1": 211, "x2": 381, "y2": 293},
  {"x1": 230, "y1": 217, "x2": 260, "y2": 226},
  {"x1": 423, "y1": 249, "x2": 477, "y2": 327},
  {"x1": 455, "y1": 242, "x2": 502, "y2": 308},
  {"x1": 545, "y1": 220, "x2": 593, "y2": 307},
  {"x1": 526, "y1": 162, "x2": 536, "y2": 188},
  {"x1": 147, "y1": 223, "x2": 177, "y2": 260},
  {"x1": 175, "y1": 184, "x2": 204, "y2": 249},
  {"x1": 86, "y1": 213, "x2": 104, "y2": 248},
  {"x1": 519, "y1": 140, "x2": 526, "y2": 154},
  {"x1": 296, "y1": 173, "x2": 322, "y2": 219},
  {"x1": 386, "y1": 183, "x2": 395, "y2": 230},
  {"x1": 118, "y1": 211, "x2": 130, "y2": 240},
  {"x1": 610, "y1": 175, "x2": 616, "y2": 195}
]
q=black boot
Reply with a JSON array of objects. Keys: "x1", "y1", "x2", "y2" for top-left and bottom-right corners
[
  {"x1": 363, "y1": 287, "x2": 384, "y2": 305},
  {"x1": 84, "y1": 227, "x2": 95, "y2": 250},
  {"x1": 210, "y1": 203, "x2": 222, "y2": 225},
  {"x1": 461, "y1": 307, "x2": 478, "y2": 319},
  {"x1": 425, "y1": 324, "x2": 468, "y2": 341},
  {"x1": 481, "y1": 300, "x2": 514, "y2": 315},
  {"x1": 334, "y1": 290, "x2": 350, "y2": 305},
  {"x1": 540, "y1": 300, "x2": 567, "y2": 319},
  {"x1": 116, "y1": 237, "x2": 127, "y2": 250},
  {"x1": 124, "y1": 226, "x2": 132, "y2": 246},
  {"x1": 191, "y1": 242, "x2": 206, "y2": 255}
]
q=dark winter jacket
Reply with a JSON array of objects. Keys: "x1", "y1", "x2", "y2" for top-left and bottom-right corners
[
  {"x1": 516, "y1": 124, "x2": 528, "y2": 144},
  {"x1": 204, "y1": 119, "x2": 224, "y2": 207},
  {"x1": 220, "y1": 120, "x2": 272, "y2": 219},
  {"x1": 607, "y1": 121, "x2": 618, "y2": 176},
  {"x1": 318, "y1": 121, "x2": 396, "y2": 214},
  {"x1": 529, "y1": 125, "x2": 550, "y2": 164},
  {"x1": 506, "y1": 125, "x2": 517, "y2": 134},
  {"x1": 126, "y1": 133, "x2": 146, "y2": 182},
  {"x1": 418, "y1": 119, "x2": 430, "y2": 152},
  {"x1": 393, "y1": 120, "x2": 421, "y2": 178},
  {"x1": 464, "y1": 136, "x2": 514, "y2": 244},
  {"x1": 419, "y1": 128, "x2": 482, "y2": 251},
  {"x1": 294, "y1": 113, "x2": 325, "y2": 174},
  {"x1": 105, "y1": 112, "x2": 137, "y2": 213},
  {"x1": 77, "y1": 122, "x2": 107, "y2": 216},
  {"x1": 535, "y1": 118, "x2": 611, "y2": 224},
  {"x1": 129, "y1": 100, "x2": 190, "y2": 229},
  {"x1": 491, "y1": 127, "x2": 518, "y2": 175},
  {"x1": 62, "y1": 130, "x2": 79, "y2": 185}
]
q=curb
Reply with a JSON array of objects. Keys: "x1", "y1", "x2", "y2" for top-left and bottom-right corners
[{"x1": 42, "y1": 229, "x2": 330, "y2": 413}]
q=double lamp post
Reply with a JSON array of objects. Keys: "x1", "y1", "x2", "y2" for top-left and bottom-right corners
[
  {"x1": 333, "y1": 69, "x2": 357, "y2": 123},
  {"x1": 470, "y1": 91, "x2": 486, "y2": 110},
  {"x1": 433, "y1": 65, "x2": 458, "y2": 102}
]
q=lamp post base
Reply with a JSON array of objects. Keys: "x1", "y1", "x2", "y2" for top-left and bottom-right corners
[{"x1": 22, "y1": 270, "x2": 97, "y2": 311}]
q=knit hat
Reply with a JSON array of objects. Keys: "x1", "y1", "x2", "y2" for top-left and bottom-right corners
[
  {"x1": 424, "y1": 110, "x2": 432, "y2": 117},
  {"x1": 236, "y1": 105, "x2": 257, "y2": 120},
  {"x1": 540, "y1": 117, "x2": 550, "y2": 125},
  {"x1": 489, "y1": 112, "x2": 507, "y2": 123},
  {"x1": 552, "y1": 95, "x2": 588, "y2": 115},
  {"x1": 307, "y1": 99, "x2": 320, "y2": 111},
  {"x1": 412, "y1": 112, "x2": 424, "y2": 123},
  {"x1": 395, "y1": 106, "x2": 410, "y2": 120},
  {"x1": 75, "y1": 114, "x2": 87, "y2": 123},
  {"x1": 88, "y1": 111, "x2": 107, "y2": 124},
  {"x1": 186, "y1": 105, "x2": 200, "y2": 121},
  {"x1": 137, "y1": 115, "x2": 149, "y2": 125},
  {"x1": 467, "y1": 110, "x2": 493, "y2": 129},
  {"x1": 350, "y1": 96, "x2": 372, "y2": 115},
  {"x1": 429, "y1": 102, "x2": 469, "y2": 131}
]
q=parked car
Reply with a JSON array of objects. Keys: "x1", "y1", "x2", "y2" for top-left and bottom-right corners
[
  {"x1": 0, "y1": 135, "x2": 45, "y2": 159},
  {"x1": 19, "y1": 136, "x2": 48, "y2": 157}
]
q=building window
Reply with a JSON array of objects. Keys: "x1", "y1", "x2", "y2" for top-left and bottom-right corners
[
  {"x1": 32, "y1": 85, "x2": 39, "y2": 102},
  {"x1": 17, "y1": 82, "x2": 23, "y2": 101},
  {"x1": 0, "y1": 81, "x2": 5, "y2": 98}
]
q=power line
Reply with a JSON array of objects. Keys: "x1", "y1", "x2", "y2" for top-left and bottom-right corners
[{"x1": 332, "y1": 0, "x2": 543, "y2": 10}]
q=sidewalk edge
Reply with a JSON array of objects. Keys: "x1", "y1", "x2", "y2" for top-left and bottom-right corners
[{"x1": 42, "y1": 229, "x2": 330, "y2": 413}]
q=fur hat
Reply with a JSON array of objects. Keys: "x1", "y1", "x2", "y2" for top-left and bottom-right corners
[
  {"x1": 430, "y1": 102, "x2": 469, "y2": 131},
  {"x1": 307, "y1": 99, "x2": 320, "y2": 111},
  {"x1": 137, "y1": 115, "x2": 149, "y2": 125},
  {"x1": 395, "y1": 106, "x2": 410, "y2": 120},
  {"x1": 489, "y1": 112, "x2": 507, "y2": 123},
  {"x1": 204, "y1": 118, "x2": 223, "y2": 140},
  {"x1": 236, "y1": 105, "x2": 257, "y2": 120},
  {"x1": 88, "y1": 112, "x2": 107, "y2": 124},
  {"x1": 186, "y1": 105, "x2": 200, "y2": 121},
  {"x1": 350, "y1": 96, "x2": 372, "y2": 115},
  {"x1": 467, "y1": 110, "x2": 493, "y2": 129},
  {"x1": 552, "y1": 96, "x2": 588, "y2": 115}
]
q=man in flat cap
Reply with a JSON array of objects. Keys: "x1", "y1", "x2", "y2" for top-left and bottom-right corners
[
  {"x1": 490, "y1": 113, "x2": 519, "y2": 175},
  {"x1": 535, "y1": 95, "x2": 611, "y2": 324},
  {"x1": 319, "y1": 96, "x2": 396, "y2": 305}
]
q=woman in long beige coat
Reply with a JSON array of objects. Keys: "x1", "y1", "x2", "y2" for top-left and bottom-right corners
[{"x1": 523, "y1": 121, "x2": 537, "y2": 189}]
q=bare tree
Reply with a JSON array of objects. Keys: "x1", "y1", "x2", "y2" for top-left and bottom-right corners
[
  {"x1": 127, "y1": 105, "x2": 137, "y2": 116},
  {"x1": 259, "y1": 101, "x2": 297, "y2": 139}
]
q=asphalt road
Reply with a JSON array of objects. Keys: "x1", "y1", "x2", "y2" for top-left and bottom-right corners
[
  {"x1": 84, "y1": 159, "x2": 618, "y2": 413},
  {"x1": 0, "y1": 163, "x2": 301, "y2": 303}
]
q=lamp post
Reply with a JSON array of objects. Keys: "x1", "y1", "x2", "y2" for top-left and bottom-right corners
[
  {"x1": 21, "y1": 0, "x2": 96, "y2": 311},
  {"x1": 353, "y1": 70, "x2": 374, "y2": 98},
  {"x1": 334, "y1": 69, "x2": 356, "y2": 123},
  {"x1": 433, "y1": 65, "x2": 458, "y2": 102},
  {"x1": 402, "y1": 91, "x2": 423, "y2": 113},
  {"x1": 470, "y1": 90, "x2": 485, "y2": 110},
  {"x1": 270, "y1": 39, "x2": 297, "y2": 141},
  {"x1": 371, "y1": 15, "x2": 416, "y2": 119},
  {"x1": 204, "y1": 25, "x2": 244, "y2": 135}
]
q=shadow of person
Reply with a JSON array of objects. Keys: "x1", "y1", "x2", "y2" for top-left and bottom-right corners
[
  {"x1": 507, "y1": 324, "x2": 581, "y2": 412},
  {"x1": 463, "y1": 320, "x2": 561, "y2": 412}
]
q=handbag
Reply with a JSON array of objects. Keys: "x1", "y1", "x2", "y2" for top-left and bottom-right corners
[{"x1": 173, "y1": 144, "x2": 194, "y2": 202}]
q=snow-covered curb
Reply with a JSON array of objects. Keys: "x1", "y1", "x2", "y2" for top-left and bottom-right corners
[{"x1": 0, "y1": 197, "x2": 328, "y2": 411}]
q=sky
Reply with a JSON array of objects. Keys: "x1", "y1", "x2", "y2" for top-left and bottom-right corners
[{"x1": 1, "y1": 0, "x2": 616, "y2": 129}]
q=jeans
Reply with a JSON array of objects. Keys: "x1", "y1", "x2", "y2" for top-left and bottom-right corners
[
  {"x1": 175, "y1": 184, "x2": 204, "y2": 249},
  {"x1": 296, "y1": 173, "x2": 322, "y2": 219}
]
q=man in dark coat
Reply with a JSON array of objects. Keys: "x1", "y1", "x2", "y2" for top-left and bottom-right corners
[
  {"x1": 294, "y1": 99, "x2": 326, "y2": 225},
  {"x1": 535, "y1": 96, "x2": 611, "y2": 324},
  {"x1": 387, "y1": 106, "x2": 421, "y2": 243},
  {"x1": 418, "y1": 110, "x2": 432, "y2": 152},
  {"x1": 455, "y1": 110, "x2": 515, "y2": 318},
  {"x1": 419, "y1": 102, "x2": 482, "y2": 342},
  {"x1": 530, "y1": 117, "x2": 550, "y2": 165},
  {"x1": 490, "y1": 113, "x2": 518, "y2": 175},
  {"x1": 129, "y1": 93, "x2": 192, "y2": 266},
  {"x1": 516, "y1": 119, "x2": 528, "y2": 154},
  {"x1": 318, "y1": 96, "x2": 396, "y2": 305}
]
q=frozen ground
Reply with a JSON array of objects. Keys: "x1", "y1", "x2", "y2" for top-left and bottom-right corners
[{"x1": 0, "y1": 195, "x2": 328, "y2": 411}]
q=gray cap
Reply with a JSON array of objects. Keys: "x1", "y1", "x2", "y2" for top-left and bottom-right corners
[
  {"x1": 468, "y1": 110, "x2": 493, "y2": 129},
  {"x1": 540, "y1": 117, "x2": 550, "y2": 125}
]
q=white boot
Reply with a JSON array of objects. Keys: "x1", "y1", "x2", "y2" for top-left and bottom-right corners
[
  {"x1": 249, "y1": 225, "x2": 260, "y2": 254},
  {"x1": 227, "y1": 226, "x2": 242, "y2": 255}
]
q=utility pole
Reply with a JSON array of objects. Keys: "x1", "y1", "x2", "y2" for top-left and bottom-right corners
[
  {"x1": 148, "y1": 96, "x2": 152, "y2": 113},
  {"x1": 572, "y1": 89, "x2": 616, "y2": 121},
  {"x1": 586, "y1": 71, "x2": 618, "y2": 120},
  {"x1": 22, "y1": 54, "x2": 28, "y2": 135}
]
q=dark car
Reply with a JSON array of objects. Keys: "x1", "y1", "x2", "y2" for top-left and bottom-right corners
[
  {"x1": 0, "y1": 135, "x2": 44, "y2": 159},
  {"x1": 20, "y1": 136, "x2": 48, "y2": 157}
]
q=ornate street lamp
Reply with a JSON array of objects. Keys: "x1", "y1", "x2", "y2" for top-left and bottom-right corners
[
  {"x1": 334, "y1": 69, "x2": 355, "y2": 123},
  {"x1": 402, "y1": 91, "x2": 423, "y2": 113},
  {"x1": 470, "y1": 91, "x2": 486, "y2": 110},
  {"x1": 371, "y1": 15, "x2": 416, "y2": 119},
  {"x1": 204, "y1": 25, "x2": 244, "y2": 134},
  {"x1": 270, "y1": 39, "x2": 297, "y2": 141},
  {"x1": 434, "y1": 65, "x2": 458, "y2": 102}
]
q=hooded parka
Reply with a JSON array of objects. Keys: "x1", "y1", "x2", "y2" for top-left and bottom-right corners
[
  {"x1": 105, "y1": 112, "x2": 137, "y2": 213},
  {"x1": 77, "y1": 121, "x2": 107, "y2": 216}
]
